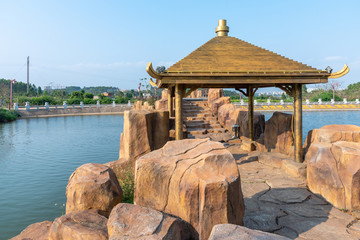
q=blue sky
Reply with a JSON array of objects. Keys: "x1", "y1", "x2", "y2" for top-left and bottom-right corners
[{"x1": 1, "y1": 0, "x2": 359, "y2": 90}]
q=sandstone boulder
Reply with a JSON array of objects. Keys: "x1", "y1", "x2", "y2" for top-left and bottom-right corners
[
  {"x1": 155, "y1": 99, "x2": 168, "y2": 110},
  {"x1": 107, "y1": 203, "x2": 191, "y2": 240},
  {"x1": 162, "y1": 88, "x2": 168, "y2": 99},
  {"x1": 264, "y1": 112, "x2": 293, "y2": 155},
  {"x1": 119, "y1": 110, "x2": 169, "y2": 166},
  {"x1": 217, "y1": 105, "x2": 265, "y2": 140},
  {"x1": 49, "y1": 210, "x2": 108, "y2": 240},
  {"x1": 306, "y1": 141, "x2": 360, "y2": 210},
  {"x1": 208, "y1": 224, "x2": 290, "y2": 240},
  {"x1": 208, "y1": 88, "x2": 224, "y2": 103},
  {"x1": 304, "y1": 124, "x2": 360, "y2": 153},
  {"x1": 10, "y1": 221, "x2": 52, "y2": 240},
  {"x1": 135, "y1": 138, "x2": 244, "y2": 240},
  {"x1": 66, "y1": 163, "x2": 123, "y2": 216},
  {"x1": 209, "y1": 97, "x2": 231, "y2": 115},
  {"x1": 217, "y1": 103, "x2": 236, "y2": 130}
]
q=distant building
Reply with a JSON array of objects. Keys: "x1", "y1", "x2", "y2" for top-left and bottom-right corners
[
  {"x1": 93, "y1": 96, "x2": 99, "y2": 100},
  {"x1": 102, "y1": 92, "x2": 112, "y2": 97}
]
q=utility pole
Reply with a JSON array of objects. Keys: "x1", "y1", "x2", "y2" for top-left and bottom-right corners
[
  {"x1": 27, "y1": 56, "x2": 29, "y2": 94},
  {"x1": 10, "y1": 79, "x2": 16, "y2": 110}
]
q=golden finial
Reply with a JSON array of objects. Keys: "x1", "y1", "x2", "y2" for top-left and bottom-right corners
[{"x1": 215, "y1": 19, "x2": 229, "y2": 36}]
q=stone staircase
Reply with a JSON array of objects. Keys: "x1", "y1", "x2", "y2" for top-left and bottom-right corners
[{"x1": 183, "y1": 100, "x2": 227, "y2": 137}]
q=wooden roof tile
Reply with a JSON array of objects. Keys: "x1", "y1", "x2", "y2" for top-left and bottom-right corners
[{"x1": 167, "y1": 36, "x2": 319, "y2": 73}]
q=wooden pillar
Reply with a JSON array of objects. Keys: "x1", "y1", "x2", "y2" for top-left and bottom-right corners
[
  {"x1": 168, "y1": 87, "x2": 174, "y2": 117},
  {"x1": 248, "y1": 86, "x2": 254, "y2": 141},
  {"x1": 175, "y1": 84, "x2": 184, "y2": 140},
  {"x1": 294, "y1": 83, "x2": 303, "y2": 162}
]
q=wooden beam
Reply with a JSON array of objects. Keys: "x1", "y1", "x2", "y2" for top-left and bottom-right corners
[
  {"x1": 248, "y1": 85, "x2": 254, "y2": 141},
  {"x1": 167, "y1": 86, "x2": 174, "y2": 117},
  {"x1": 175, "y1": 84, "x2": 184, "y2": 140},
  {"x1": 184, "y1": 86, "x2": 197, "y2": 98},
  {"x1": 294, "y1": 83, "x2": 303, "y2": 162}
]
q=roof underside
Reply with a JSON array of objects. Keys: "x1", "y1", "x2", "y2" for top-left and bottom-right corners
[{"x1": 150, "y1": 36, "x2": 329, "y2": 88}]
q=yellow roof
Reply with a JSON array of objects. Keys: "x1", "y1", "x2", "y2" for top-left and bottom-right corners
[{"x1": 167, "y1": 36, "x2": 319, "y2": 73}]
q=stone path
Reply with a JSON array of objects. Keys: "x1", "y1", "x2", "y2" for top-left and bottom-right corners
[
  {"x1": 183, "y1": 100, "x2": 227, "y2": 137},
  {"x1": 226, "y1": 143, "x2": 360, "y2": 240}
]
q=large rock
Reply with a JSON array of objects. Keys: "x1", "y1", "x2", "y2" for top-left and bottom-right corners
[
  {"x1": 210, "y1": 97, "x2": 231, "y2": 115},
  {"x1": 155, "y1": 99, "x2": 168, "y2": 110},
  {"x1": 107, "y1": 203, "x2": 191, "y2": 240},
  {"x1": 161, "y1": 89, "x2": 168, "y2": 99},
  {"x1": 304, "y1": 124, "x2": 360, "y2": 153},
  {"x1": 306, "y1": 141, "x2": 360, "y2": 210},
  {"x1": 135, "y1": 138, "x2": 244, "y2": 240},
  {"x1": 217, "y1": 104, "x2": 265, "y2": 140},
  {"x1": 49, "y1": 210, "x2": 108, "y2": 240},
  {"x1": 208, "y1": 224, "x2": 290, "y2": 240},
  {"x1": 208, "y1": 88, "x2": 224, "y2": 103},
  {"x1": 217, "y1": 103, "x2": 236, "y2": 130},
  {"x1": 10, "y1": 221, "x2": 52, "y2": 240},
  {"x1": 66, "y1": 163, "x2": 123, "y2": 216},
  {"x1": 119, "y1": 110, "x2": 169, "y2": 165},
  {"x1": 264, "y1": 112, "x2": 293, "y2": 155}
]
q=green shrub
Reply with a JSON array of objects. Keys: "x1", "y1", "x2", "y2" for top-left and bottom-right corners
[
  {"x1": 0, "y1": 109, "x2": 19, "y2": 123},
  {"x1": 311, "y1": 91, "x2": 341, "y2": 102},
  {"x1": 115, "y1": 97, "x2": 129, "y2": 104},
  {"x1": 66, "y1": 98, "x2": 82, "y2": 105},
  {"x1": 83, "y1": 98, "x2": 97, "y2": 104},
  {"x1": 100, "y1": 98, "x2": 112, "y2": 104},
  {"x1": 116, "y1": 166, "x2": 134, "y2": 204}
]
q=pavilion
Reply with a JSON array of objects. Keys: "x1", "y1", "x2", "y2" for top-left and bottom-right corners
[{"x1": 146, "y1": 19, "x2": 349, "y2": 162}]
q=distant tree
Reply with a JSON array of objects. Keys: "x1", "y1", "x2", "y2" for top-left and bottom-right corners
[
  {"x1": 302, "y1": 84, "x2": 307, "y2": 94},
  {"x1": 83, "y1": 92, "x2": 94, "y2": 99},
  {"x1": 37, "y1": 86, "x2": 43, "y2": 95},
  {"x1": 70, "y1": 91, "x2": 84, "y2": 99}
]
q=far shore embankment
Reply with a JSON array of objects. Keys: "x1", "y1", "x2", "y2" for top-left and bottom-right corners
[{"x1": 16, "y1": 105, "x2": 132, "y2": 118}]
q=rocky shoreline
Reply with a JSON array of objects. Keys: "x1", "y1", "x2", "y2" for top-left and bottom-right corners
[{"x1": 11, "y1": 90, "x2": 360, "y2": 240}]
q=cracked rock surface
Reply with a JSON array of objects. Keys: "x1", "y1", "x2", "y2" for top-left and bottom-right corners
[
  {"x1": 107, "y1": 203, "x2": 191, "y2": 240},
  {"x1": 135, "y1": 138, "x2": 245, "y2": 240},
  {"x1": 228, "y1": 145, "x2": 360, "y2": 240}
]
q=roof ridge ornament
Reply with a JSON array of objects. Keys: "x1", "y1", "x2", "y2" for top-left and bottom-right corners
[{"x1": 215, "y1": 19, "x2": 229, "y2": 36}]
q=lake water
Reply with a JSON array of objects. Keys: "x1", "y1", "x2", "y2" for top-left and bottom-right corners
[
  {"x1": 262, "y1": 111, "x2": 360, "y2": 142},
  {"x1": 0, "y1": 111, "x2": 359, "y2": 239},
  {"x1": 0, "y1": 115, "x2": 124, "y2": 240}
]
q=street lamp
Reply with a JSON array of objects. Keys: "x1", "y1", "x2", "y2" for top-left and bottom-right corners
[{"x1": 10, "y1": 79, "x2": 16, "y2": 109}]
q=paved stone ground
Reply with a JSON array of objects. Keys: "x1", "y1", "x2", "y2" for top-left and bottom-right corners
[{"x1": 225, "y1": 143, "x2": 360, "y2": 240}]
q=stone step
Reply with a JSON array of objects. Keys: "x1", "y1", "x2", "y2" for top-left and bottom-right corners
[
  {"x1": 183, "y1": 113, "x2": 213, "y2": 118},
  {"x1": 184, "y1": 120, "x2": 217, "y2": 125},
  {"x1": 209, "y1": 124, "x2": 222, "y2": 129},
  {"x1": 207, "y1": 128, "x2": 227, "y2": 133},
  {"x1": 187, "y1": 128, "x2": 208, "y2": 135},
  {"x1": 186, "y1": 123, "x2": 208, "y2": 129},
  {"x1": 185, "y1": 116, "x2": 217, "y2": 121},
  {"x1": 183, "y1": 110, "x2": 211, "y2": 115}
]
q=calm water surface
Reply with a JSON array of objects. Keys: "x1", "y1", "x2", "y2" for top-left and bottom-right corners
[
  {"x1": 0, "y1": 111, "x2": 359, "y2": 239},
  {"x1": 0, "y1": 115, "x2": 123, "y2": 239},
  {"x1": 262, "y1": 111, "x2": 360, "y2": 142}
]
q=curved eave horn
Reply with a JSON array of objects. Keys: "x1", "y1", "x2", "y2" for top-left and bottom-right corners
[
  {"x1": 149, "y1": 78, "x2": 158, "y2": 87},
  {"x1": 329, "y1": 64, "x2": 350, "y2": 79},
  {"x1": 146, "y1": 62, "x2": 162, "y2": 79}
]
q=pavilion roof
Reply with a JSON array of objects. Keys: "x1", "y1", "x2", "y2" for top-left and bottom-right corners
[
  {"x1": 147, "y1": 21, "x2": 332, "y2": 89},
  {"x1": 167, "y1": 36, "x2": 321, "y2": 73}
]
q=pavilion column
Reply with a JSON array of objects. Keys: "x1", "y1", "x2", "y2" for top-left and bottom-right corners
[
  {"x1": 175, "y1": 84, "x2": 184, "y2": 140},
  {"x1": 294, "y1": 83, "x2": 303, "y2": 162},
  {"x1": 248, "y1": 86, "x2": 254, "y2": 141},
  {"x1": 168, "y1": 86, "x2": 174, "y2": 117}
]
